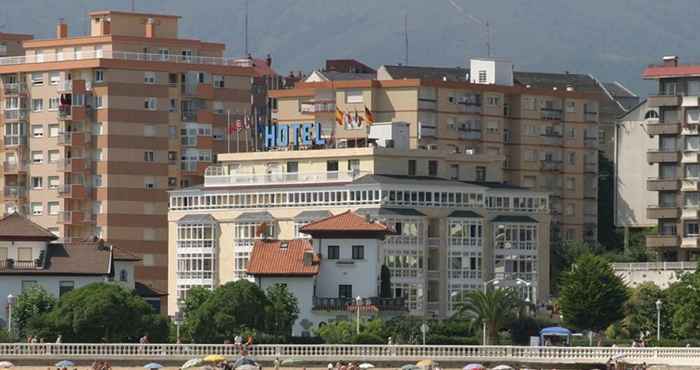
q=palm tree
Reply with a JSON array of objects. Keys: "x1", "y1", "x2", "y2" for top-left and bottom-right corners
[{"x1": 454, "y1": 288, "x2": 523, "y2": 345}]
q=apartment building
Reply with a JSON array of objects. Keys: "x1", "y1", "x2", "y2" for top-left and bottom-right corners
[
  {"x1": 0, "y1": 11, "x2": 256, "y2": 291},
  {"x1": 269, "y1": 58, "x2": 600, "y2": 245},
  {"x1": 167, "y1": 125, "x2": 550, "y2": 319},
  {"x1": 617, "y1": 56, "x2": 700, "y2": 261}
]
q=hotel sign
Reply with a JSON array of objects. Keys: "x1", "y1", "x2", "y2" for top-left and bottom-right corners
[{"x1": 264, "y1": 122, "x2": 326, "y2": 149}]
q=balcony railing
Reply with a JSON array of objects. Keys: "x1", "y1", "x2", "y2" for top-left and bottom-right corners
[
  {"x1": 312, "y1": 296, "x2": 407, "y2": 312},
  {"x1": 2, "y1": 161, "x2": 27, "y2": 173},
  {"x1": 541, "y1": 108, "x2": 562, "y2": 120},
  {"x1": 1, "y1": 82, "x2": 27, "y2": 95},
  {"x1": 494, "y1": 272, "x2": 537, "y2": 281},
  {"x1": 4, "y1": 186, "x2": 26, "y2": 199},
  {"x1": 611, "y1": 261, "x2": 697, "y2": 271},
  {"x1": 2, "y1": 136, "x2": 27, "y2": 147},
  {"x1": 419, "y1": 125, "x2": 437, "y2": 138},
  {"x1": 204, "y1": 170, "x2": 368, "y2": 187},
  {"x1": 3, "y1": 109, "x2": 28, "y2": 121},
  {"x1": 0, "y1": 50, "x2": 255, "y2": 68},
  {"x1": 647, "y1": 177, "x2": 681, "y2": 191},
  {"x1": 541, "y1": 160, "x2": 563, "y2": 171},
  {"x1": 0, "y1": 259, "x2": 41, "y2": 270}
]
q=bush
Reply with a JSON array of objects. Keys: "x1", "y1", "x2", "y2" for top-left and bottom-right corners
[
  {"x1": 288, "y1": 336, "x2": 324, "y2": 344},
  {"x1": 510, "y1": 317, "x2": 540, "y2": 345},
  {"x1": 352, "y1": 333, "x2": 384, "y2": 344},
  {"x1": 426, "y1": 335, "x2": 479, "y2": 345}
]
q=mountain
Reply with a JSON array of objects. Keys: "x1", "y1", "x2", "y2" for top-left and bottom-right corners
[{"x1": 2, "y1": 0, "x2": 695, "y2": 95}]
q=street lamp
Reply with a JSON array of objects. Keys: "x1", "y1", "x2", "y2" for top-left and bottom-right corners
[
  {"x1": 516, "y1": 278, "x2": 532, "y2": 303},
  {"x1": 355, "y1": 296, "x2": 362, "y2": 335},
  {"x1": 482, "y1": 278, "x2": 500, "y2": 345},
  {"x1": 174, "y1": 310, "x2": 183, "y2": 344},
  {"x1": 6, "y1": 293, "x2": 16, "y2": 336},
  {"x1": 656, "y1": 299, "x2": 662, "y2": 341}
]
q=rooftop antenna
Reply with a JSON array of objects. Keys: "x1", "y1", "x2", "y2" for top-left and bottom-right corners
[
  {"x1": 403, "y1": 12, "x2": 409, "y2": 65},
  {"x1": 244, "y1": 0, "x2": 249, "y2": 56},
  {"x1": 447, "y1": 0, "x2": 492, "y2": 56}
]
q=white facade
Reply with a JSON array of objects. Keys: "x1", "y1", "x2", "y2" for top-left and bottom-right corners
[
  {"x1": 469, "y1": 58, "x2": 514, "y2": 86},
  {"x1": 255, "y1": 276, "x2": 316, "y2": 336},
  {"x1": 313, "y1": 237, "x2": 379, "y2": 299}
]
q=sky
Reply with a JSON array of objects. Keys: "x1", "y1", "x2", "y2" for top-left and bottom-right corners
[{"x1": 4, "y1": 0, "x2": 697, "y2": 95}]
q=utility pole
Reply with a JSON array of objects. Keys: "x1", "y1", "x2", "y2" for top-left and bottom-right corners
[{"x1": 404, "y1": 13, "x2": 409, "y2": 65}]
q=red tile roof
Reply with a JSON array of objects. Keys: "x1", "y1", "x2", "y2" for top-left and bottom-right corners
[
  {"x1": 300, "y1": 211, "x2": 391, "y2": 233},
  {"x1": 246, "y1": 239, "x2": 319, "y2": 277},
  {"x1": 643, "y1": 65, "x2": 700, "y2": 79},
  {"x1": 0, "y1": 213, "x2": 58, "y2": 241},
  {"x1": 0, "y1": 241, "x2": 112, "y2": 275},
  {"x1": 112, "y1": 246, "x2": 142, "y2": 261}
]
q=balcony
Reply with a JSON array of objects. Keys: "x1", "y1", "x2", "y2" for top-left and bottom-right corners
[
  {"x1": 647, "y1": 150, "x2": 681, "y2": 163},
  {"x1": 682, "y1": 152, "x2": 699, "y2": 163},
  {"x1": 1, "y1": 82, "x2": 27, "y2": 95},
  {"x1": 204, "y1": 170, "x2": 369, "y2": 187},
  {"x1": 682, "y1": 179, "x2": 700, "y2": 191},
  {"x1": 57, "y1": 79, "x2": 87, "y2": 93},
  {"x1": 682, "y1": 237, "x2": 699, "y2": 249},
  {"x1": 584, "y1": 111, "x2": 599, "y2": 123},
  {"x1": 2, "y1": 161, "x2": 27, "y2": 174},
  {"x1": 541, "y1": 108, "x2": 563, "y2": 121},
  {"x1": 541, "y1": 160, "x2": 563, "y2": 172},
  {"x1": 57, "y1": 183, "x2": 87, "y2": 199},
  {"x1": 4, "y1": 186, "x2": 26, "y2": 200},
  {"x1": 3, "y1": 109, "x2": 28, "y2": 121},
  {"x1": 58, "y1": 105, "x2": 87, "y2": 121},
  {"x1": 58, "y1": 210, "x2": 85, "y2": 225},
  {"x1": 300, "y1": 102, "x2": 336, "y2": 113},
  {"x1": 181, "y1": 110, "x2": 196, "y2": 122},
  {"x1": 647, "y1": 178, "x2": 681, "y2": 191},
  {"x1": 56, "y1": 158, "x2": 88, "y2": 173},
  {"x1": 647, "y1": 206, "x2": 681, "y2": 219},
  {"x1": 584, "y1": 136, "x2": 598, "y2": 148},
  {"x1": 646, "y1": 234, "x2": 680, "y2": 248},
  {"x1": 647, "y1": 122, "x2": 681, "y2": 136},
  {"x1": 494, "y1": 272, "x2": 537, "y2": 281},
  {"x1": 541, "y1": 131, "x2": 562, "y2": 145},
  {"x1": 312, "y1": 296, "x2": 407, "y2": 312},
  {"x1": 419, "y1": 124, "x2": 437, "y2": 138},
  {"x1": 0, "y1": 259, "x2": 41, "y2": 271},
  {"x1": 648, "y1": 95, "x2": 682, "y2": 108},
  {"x1": 57, "y1": 131, "x2": 87, "y2": 146},
  {"x1": 611, "y1": 261, "x2": 697, "y2": 272},
  {"x1": 460, "y1": 129, "x2": 481, "y2": 140},
  {"x1": 2, "y1": 135, "x2": 27, "y2": 147}
]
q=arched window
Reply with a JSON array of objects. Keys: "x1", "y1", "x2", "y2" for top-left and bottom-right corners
[
  {"x1": 644, "y1": 110, "x2": 659, "y2": 119},
  {"x1": 119, "y1": 269, "x2": 128, "y2": 282}
]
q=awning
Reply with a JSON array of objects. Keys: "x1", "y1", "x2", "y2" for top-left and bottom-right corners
[
  {"x1": 294, "y1": 210, "x2": 332, "y2": 221},
  {"x1": 448, "y1": 210, "x2": 483, "y2": 218},
  {"x1": 177, "y1": 214, "x2": 217, "y2": 224},
  {"x1": 234, "y1": 211, "x2": 274, "y2": 222},
  {"x1": 540, "y1": 326, "x2": 571, "y2": 336},
  {"x1": 492, "y1": 215, "x2": 538, "y2": 223}
]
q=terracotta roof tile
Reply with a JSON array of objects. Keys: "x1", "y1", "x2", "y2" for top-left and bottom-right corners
[
  {"x1": 247, "y1": 239, "x2": 319, "y2": 276},
  {"x1": 0, "y1": 213, "x2": 58, "y2": 241},
  {"x1": 0, "y1": 241, "x2": 111, "y2": 275},
  {"x1": 300, "y1": 211, "x2": 390, "y2": 233},
  {"x1": 112, "y1": 246, "x2": 142, "y2": 261}
]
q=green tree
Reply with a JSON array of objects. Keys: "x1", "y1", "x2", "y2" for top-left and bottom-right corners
[
  {"x1": 265, "y1": 283, "x2": 299, "y2": 337},
  {"x1": 666, "y1": 270, "x2": 700, "y2": 339},
  {"x1": 551, "y1": 240, "x2": 601, "y2": 294},
  {"x1": 454, "y1": 288, "x2": 522, "y2": 345},
  {"x1": 188, "y1": 280, "x2": 269, "y2": 343},
  {"x1": 559, "y1": 253, "x2": 628, "y2": 337},
  {"x1": 31, "y1": 283, "x2": 167, "y2": 342},
  {"x1": 623, "y1": 282, "x2": 669, "y2": 339},
  {"x1": 181, "y1": 286, "x2": 213, "y2": 341},
  {"x1": 12, "y1": 285, "x2": 56, "y2": 338},
  {"x1": 316, "y1": 320, "x2": 353, "y2": 344},
  {"x1": 380, "y1": 265, "x2": 392, "y2": 298}
]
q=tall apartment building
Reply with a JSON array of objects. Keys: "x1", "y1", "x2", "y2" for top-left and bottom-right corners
[
  {"x1": 269, "y1": 58, "x2": 600, "y2": 245},
  {"x1": 0, "y1": 11, "x2": 256, "y2": 291},
  {"x1": 617, "y1": 56, "x2": 700, "y2": 261}
]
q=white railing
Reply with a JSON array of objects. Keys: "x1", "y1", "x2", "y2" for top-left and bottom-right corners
[
  {"x1": 0, "y1": 344, "x2": 696, "y2": 366},
  {"x1": 204, "y1": 171, "x2": 368, "y2": 187},
  {"x1": 611, "y1": 261, "x2": 697, "y2": 271},
  {"x1": 0, "y1": 50, "x2": 254, "y2": 68}
]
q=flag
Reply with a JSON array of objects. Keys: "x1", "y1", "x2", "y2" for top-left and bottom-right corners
[
  {"x1": 244, "y1": 113, "x2": 250, "y2": 129},
  {"x1": 354, "y1": 110, "x2": 363, "y2": 127},
  {"x1": 228, "y1": 122, "x2": 237, "y2": 134},
  {"x1": 345, "y1": 112, "x2": 352, "y2": 127},
  {"x1": 364, "y1": 106, "x2": 374, "y2": 125},
  {"x1": 335, "y1": 107, "x2": 344, "y2": 126},
  {"x1": 235, "y1": 119, "x2": 242, "y2": 131}
]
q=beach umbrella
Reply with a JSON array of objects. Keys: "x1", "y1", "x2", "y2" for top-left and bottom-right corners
[
  {"x1": 0, "y1": 362, "x2": 14, "y2": 368},
  {"x1": 416, "y1": 360, "x2": 435, "y2": 367},
  {"x1": 181, "y1": 358, "x2": 203, "y2": 369},
  {"x1": 281, "y1": 358, "x2": 304, "y2": 366},
  {"x1": 203, "y1": 355, "x2": 226, "y2": 364},
  {"x1": 145, "y1": 363, "x2": 163, "y2": 369},
  {"x1": 490, "y1": 366, "x2": 513, "y2": 370},
  {"x1": 55, "y1": 361, "x2": 75, "y2": 368},
  {"x1": 400, "y1": 365, "x2": 420, "y2": 370},
  {"x1": 463, "y1": 364, "x2": 485, "y2": 370},
  {"x1": 232, "y1": 358, "x2": 257, "y2": 368},
  {"x1": 235, "y1": 365, "x2": 258, "y2": 370},
  {"x1": 359, "y1": 363, "x2": 375, "y2": 369}
]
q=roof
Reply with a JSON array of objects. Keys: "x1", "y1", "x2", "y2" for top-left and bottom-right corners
[
  {"x1": 295, "y1": 210, "x2": 333, "y2": 220},
  {"x1": 177, "y1": 214, "x2": 217, "y2": 224},
  {"x1": 352, "y1": 174, "x2": 472, "y2": 188},
  {"x1": 112, "y1": 247, "x2": 141, "y2": 262},
  {"x1": 643, "y1": 65, "x2": 700, "y2": 79},
  {"x1": 461, "y1": 181, "x2": 528, "y2": 190},
  {"x1": 134, "y1": 282, "x2": 167, "y2": 297},
  {"x1": 0, "y1": 242, "x2": 112, "y2": 276},
  {"x1": 251, "y1": 58, "x2": 278, "y2": 77},
  {"x1": 235, "y1": 211, "x2": 274, "y2": 222},
  {"x1": 492, "y1": 215, "x2": 538, "y2": 223},
  {"x1": 448, "y1": 210, "x2": 483, "y2": 218},
  {"x1": 357, "y1": 207, "x2": 426, "y2": 217},
  {"x1": 0, "y1": 213, "x2": 58, "y2": 241},
  {"x1": 246, "y1": 239, "x2": 319, "y2": 277},
  {"x1": 308, "y1": 70, "x2": 376, "y2": 82},
  {"x1": 381, "y1": 65, "x2": 469, "y2": 82},
  {"x1": 300, "y1": 210, "x2": 391, "y2": 235},
  {"x1": 88, "y1": 10, "x2": 181, "y2": 19}
]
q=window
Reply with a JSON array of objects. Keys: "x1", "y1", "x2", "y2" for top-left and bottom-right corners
[
  {"x1": 48, "y1": 176, "x2": 59, "y2": 189},
  {"x1": 686, "y1": 164, "x2": 700, "y2": 179},
  {"x1": 408, "y1": 160, "x2": 417, "y2": 176},
  {"x1": 449, "y1": 164, "x2": 459, "y2": 180},
  {"x1": 144, "y1": 151, "x2": 155, "y2": 162},
  {"x1": 568, "y1": 152, "x2": 576, "y2": 165},
  {"x1": 478, "y1": 70, "x2": 487, "y2": 83},
  {"x1": 48, "y1": 97, "x2": 59, "y2": 111},
  {"x1": 338, "y1": 284, "x2": 353, "y2": 299},
  {"x1": 347, "y1": 159, "x2": 360, "y2": 172},
  {"x1": 566, "y1": 101, "x2": 576, "y2": 113},
  {"x1": 47, "y1": 124, "x2": 59, "y2": 137},
  {"x1": 31, "y1": 124, "x2": 44, "y2": 137},
  {"x1": 169, "y1": 98, "x2": 177, "y2": 112},
  {"x1": 95, "y1": 70, "x2": 104, "y2": 82},
  {"x1": 352, "y1": 245, "x2": 364, "y2": 260},
  {"x1": 48, "y1": 201, "x2": 59, "y2": 215},
  {"x1": 144, "y1": 97, "x2": 157, "y2": 110},
  {"x1": 31, "y1": 202, "x2": 43, "y2": 216},
  {"x1": 21, "y1": 280, "x2": 37, "y2": 292},
  {"x1": 93, "y1": 175, "x2": 103, "y2": 187},
  {"x1": 428, "y1": 160, "x2": 438, "y2": 177},
  {"x1": 486, "y1": 96, "x2": 500, "y2": 105},
  {"x1": 168, "y1": 177, "x2": 177, "y2": 187},
  {"x1": 213, "y1": 75, "x2": 224, "y2": 88},
  {"x1": 566, "y1": 177, "x2": 575, "y2": 190},
  {"x1": 168, "y1": 151, "x2": 177, "y2": 163},
  {"x1": 31, "y1": 72, "x2": 44, "y2": 86},
  {"x1": 169, "y1": 126, "x2": 178, "y2": 138},
  {"x1": 327, "y1": 245, "x2": 340, "y2": 260},
  {"x1": 213, "y1": 101, "x2": 224, "y2": 114},
  {"x1": 120, "y1": 269, "x2": 128, "y2": 282},
  {"x1": 31, "y1": 98, "x2": 43, "y2": 112},
  {"x1": 567, "y1": 127, "x2": 575, "y2": 138},
  {"x1": 94, "y1": 95, "x2": 103, "y2": 108},
  {"x1": 59, "y1": 281, "x2": 74, "y2": 297},
  {"x1": 31, "y1": 151, "x2": 43, "y2": 164},
  {"x1": 93, "y1": 149, "x2": 103, "y2": 161},
  {"x1": 168, "y1": 73, "x2": 177, "y2": 85},
  {"x1": 49, "y1": 72, "x2": 60, "y2": 85},
  {"x1": 476, "y1": 166, "x2": 486, "y2": 182},
  {"x1": 486, "y1": 120, "x2": 498, "y2": 133},
  {"x1": 287, "y1": 161, "x2": 299, "y2": 174},
  {"x1": 346, "y1": 90, "x2": 363, "y2": 104},
  {"x1": 685, "y1": 222, "x2": 700, "y2": 237},
  {"x1": 145, "y1": 177, "x2": 156, "y2": 189},
  {"x1": 565, "y1": 203, "x2": 575, "y2": 216},
  {"x1": 48, "y1": 150, "x2": 59, "y2": 163},
  {"x1": 144, "y1": 71, "x2": 156, "y2": 84},
  {"x1": 326, "y1": 160, "x2": 339, "y2": 173},
  {"x1": 31, "y1": 177, "x2": 43, "y2": 189}
]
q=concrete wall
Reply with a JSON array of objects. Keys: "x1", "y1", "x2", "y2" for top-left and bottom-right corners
[{"x1": 313, "y1": 238, "x2": 379, "y2": 299}]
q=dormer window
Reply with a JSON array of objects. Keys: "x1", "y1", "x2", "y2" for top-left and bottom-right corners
[{"x1": 119, "y1": 269, "x2": 128, "y2": 282}]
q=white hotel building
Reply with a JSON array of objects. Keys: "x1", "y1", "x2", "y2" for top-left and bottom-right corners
[{"x1": 167, "y1": 124, "x2": 551, "y2": 320}]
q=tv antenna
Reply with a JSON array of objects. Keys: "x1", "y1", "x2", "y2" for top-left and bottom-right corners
[
  {"x1": 447, "y1": 0, "x2": 492, "y2": 56},
  {"x1": 403, "y1": 12, "x2": 408, "y2": 65}
]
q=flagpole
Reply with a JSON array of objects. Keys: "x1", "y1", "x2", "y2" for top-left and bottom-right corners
[
  {"x1": 236, "y1": 114, "x2": 240, "y2": 153},
  {"x1": 254, "y1": 109, "x2": 258, "y2": 151},
  {"x1": 227, "y1": 109, "x2": 231, "y2": 153},
  {"x1": 245, "y1": 110, "x2": 249, "y2": 152}
]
